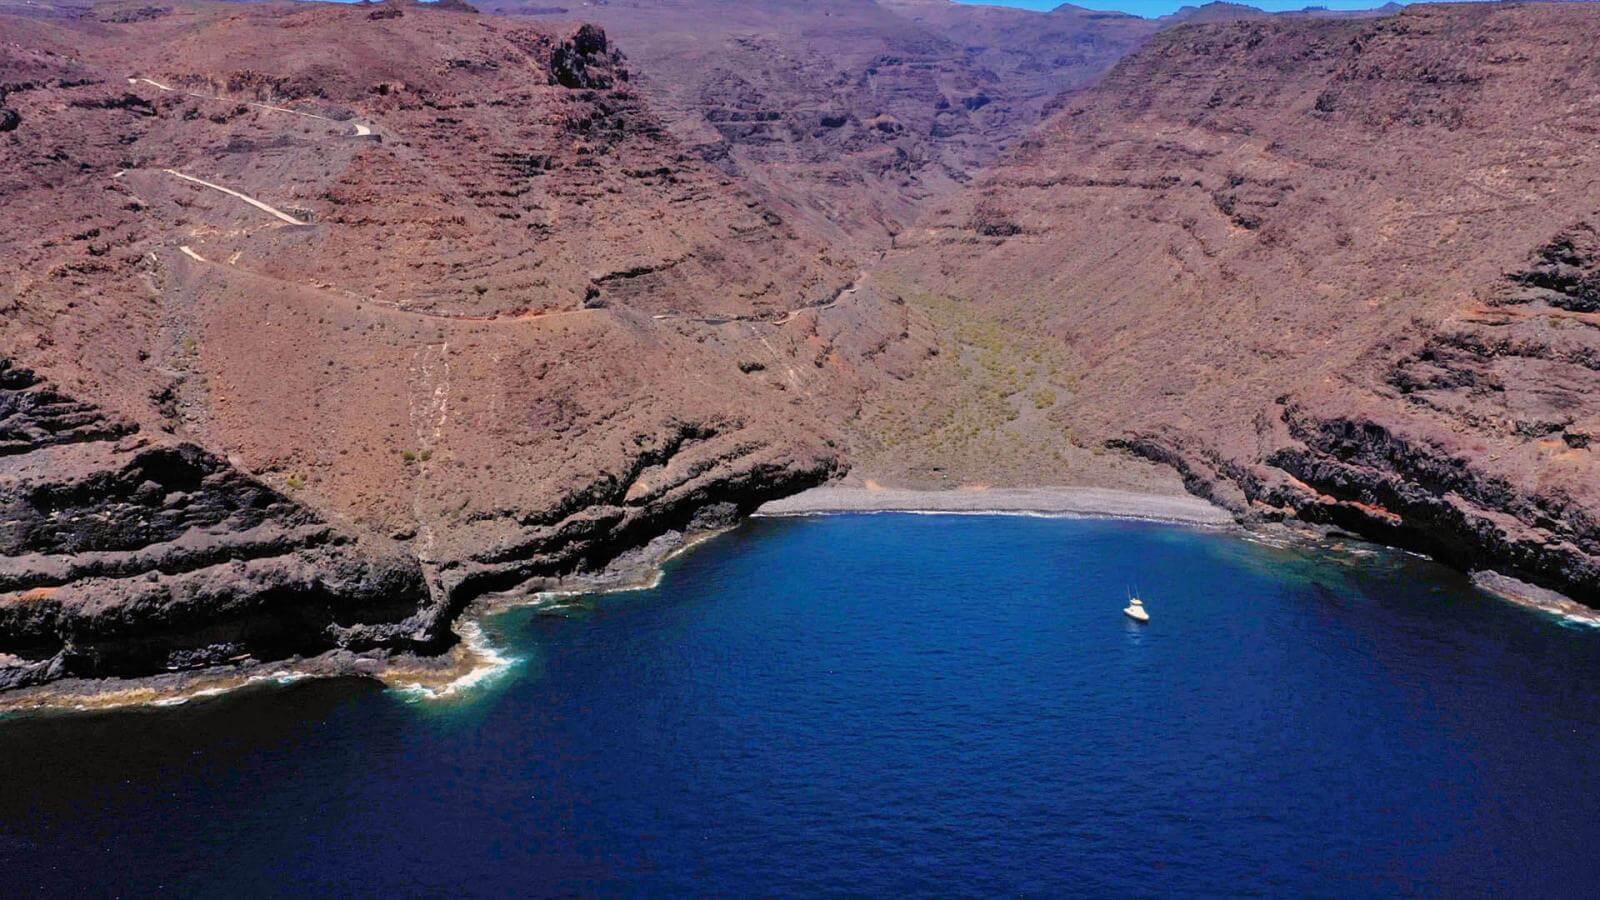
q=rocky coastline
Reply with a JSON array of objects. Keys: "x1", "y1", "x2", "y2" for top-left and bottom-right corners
[{"x1": 0, "y1": 357, "x2": 835, "y2": 704}]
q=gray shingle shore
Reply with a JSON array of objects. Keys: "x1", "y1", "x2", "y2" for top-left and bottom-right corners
[{"x1": 756, "y1": 486, "x2": 1234, "y2": 526}]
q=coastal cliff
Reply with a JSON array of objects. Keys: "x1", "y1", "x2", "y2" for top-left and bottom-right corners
[
  {"x1": 0, "y1": 361, "x2": 429, "y2": 690},
  {"x1": 880, "y1": 3, "x2": 1600, "y2": 603},
  {"x1": 0, "y1": 350, "x2": 839, "y2": 691},
  {"x1": 0, "y1": 1, "x2": 854, "y2": 693}
]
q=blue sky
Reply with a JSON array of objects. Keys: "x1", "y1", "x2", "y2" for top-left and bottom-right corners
[{"x1": 955, "y1": 0, "x2": 1407, "y2": 17}]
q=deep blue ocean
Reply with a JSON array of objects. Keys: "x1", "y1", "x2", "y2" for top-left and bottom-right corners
[{"x1": 5, "y1": 514, "x2": 1600, "y2": 896}]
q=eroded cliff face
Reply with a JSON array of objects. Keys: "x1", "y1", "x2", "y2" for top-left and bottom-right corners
[
  {"x1": 0, "y1": 362, "x2": 428, "y2": 690},
  {"x1": 486, "y1": 0, "x2": 1159, "y2": 255},
  {"x1": 1257, "y1": 230, "x2": 1600, "y2": 606},
  {"x1": 883, "y1": 3, "x2": 1600, "y2": 603},
  {"x1": 0, "y1": 1, "x2": 867, "y2": 692}
]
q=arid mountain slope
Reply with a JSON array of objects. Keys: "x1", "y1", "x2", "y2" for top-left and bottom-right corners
[
  {"x1": 8, "y1": 0, "x2": 1600, "y2": 696},
  {"x1": 883, "y1": 2, "x2": 1600, "y2": 601},
  {"x1": 485, "y1": 0, "x2": 1159, "y2": 253},
  {"x1": 0, "y1": 0, "x2": 891, "y2": 691}
]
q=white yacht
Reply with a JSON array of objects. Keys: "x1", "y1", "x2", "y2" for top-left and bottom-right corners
[{"x1": 1123, "y1": 595, "x2": 1149, "y2": 623}]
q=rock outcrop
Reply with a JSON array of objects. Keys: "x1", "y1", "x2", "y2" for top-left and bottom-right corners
[
  {"x1": 0, "y1": 362, "x2": 429, "y2": 690},
  {"x1": 550, "y1": 23, "x2": 625, "y2": 89}
]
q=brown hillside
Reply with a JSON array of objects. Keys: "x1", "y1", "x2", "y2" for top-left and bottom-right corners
[
  {"x1": 485, "y1": 0, "x2": 1160, "y2": 253},
  {"x1": 882, "y1": 2, "x2": 1600, "y2": 601},
  {"x1": 0, "y1": 0, "x2": 899, "y2": 689}
]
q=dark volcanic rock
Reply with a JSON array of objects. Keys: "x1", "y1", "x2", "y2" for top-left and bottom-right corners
[
  {"x1": 0, "y1": 362, "x2": 431, "y2": 691},
  {"x1": 95, "y1": 5, "x2": 171, "y2": 23},
  {"x1": 551, "y1": 24, "x2": 626, "y2": 90},
  {"x1": 68, "y1": 92, "x2": 158, "y2": 117},
  {"x1": 1508, "y1": 226, "x2": 1600, "y2": 313},
  {"x1": 1264, "y1": 400, "x2": 1600, "y2": 606},
  {"x1": 0, "y1": 359, "x2": 842, "y2": 692},
  {"x1": 0, "y1": 360, "x2": 133, "y2": 454},
  {"x1": 430, "y1": 417, "x2": 839, "y2": 604}
]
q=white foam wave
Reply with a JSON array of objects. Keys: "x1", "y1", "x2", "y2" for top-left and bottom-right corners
[
  {"x1": 146, "y1": 670, "x2": 315, "y2": 708},
  {"x1": 388, "y1": 619, "x2": 520, "y2": 701}
]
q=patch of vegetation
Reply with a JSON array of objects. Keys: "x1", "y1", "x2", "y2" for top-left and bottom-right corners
[{"x1": 849, "y1": 275, "x2": 1092, "y2": 481}]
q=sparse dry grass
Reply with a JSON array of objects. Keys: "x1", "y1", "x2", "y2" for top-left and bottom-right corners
[{"x1": 847, "y1": 275, "x2": 1103, "y2": 485}]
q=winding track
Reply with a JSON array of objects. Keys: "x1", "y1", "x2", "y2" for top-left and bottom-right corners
[
  {"x1": 127, "y1": 76, "x2": 375, "y2": 138},
  {"x1": 129, "y1": 73, "x2": 866, "y2": 331},
  {"x1": 163, "y1": 169, "x2": 309, "y2": 225}
]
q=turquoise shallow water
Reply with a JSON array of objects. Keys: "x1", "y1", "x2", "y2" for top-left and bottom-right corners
[{"x1": 4, "y1": 514, "x2": 1600, "y2": 895}]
